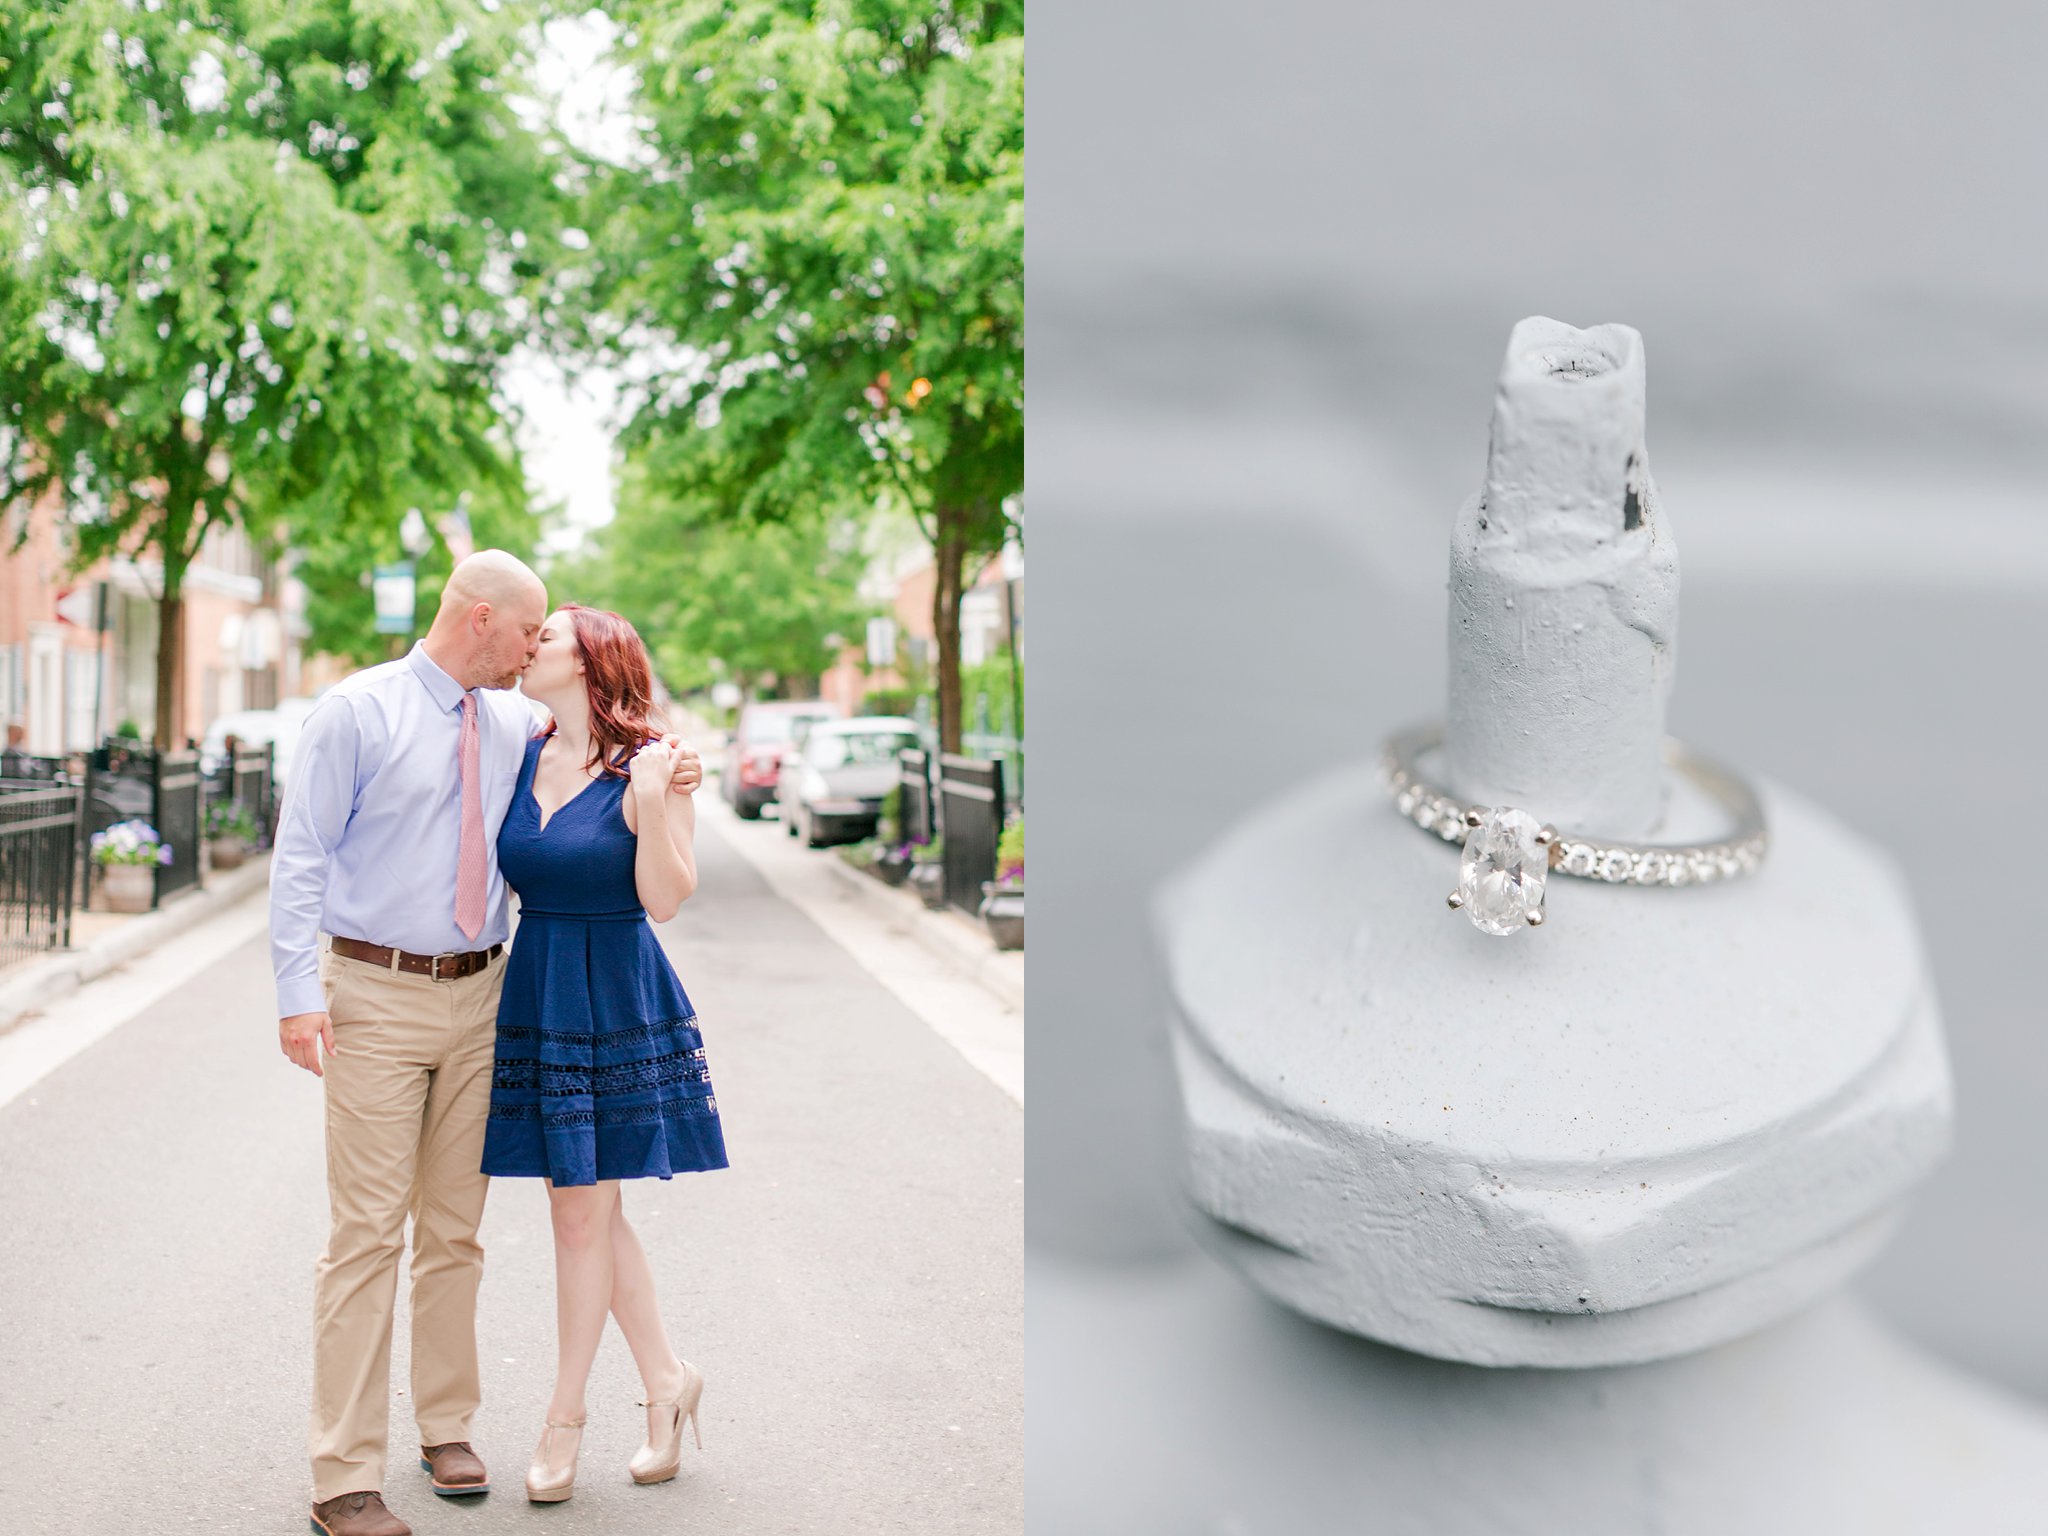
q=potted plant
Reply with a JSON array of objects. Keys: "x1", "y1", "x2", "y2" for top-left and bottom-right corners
[
  {"x1": 874, "y1": 839, "x2": 916, "y2": 887},
  {"x1": 205, "y1": 799, "x2": 258, "y2": 869},
  {"x1": 980, "y1": 818, "x2": 1024, "y2": 950},
  {"x1": 91, "y1": 819, "x2": 172, "y2": 913},
  {"x1": 910, "y1": 836, "x2": 947, "y2": 909}
]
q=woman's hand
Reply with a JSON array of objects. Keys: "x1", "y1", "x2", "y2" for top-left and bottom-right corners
[
  {"x1": 628, "y1": 737, "x2": 699, "y2": 921},
  {"x1": 630, "y1": 738, "x2": 675, "y2": 797},
  {"x1": 661, "y1": 735, "x2": 702, "y2": 795}
]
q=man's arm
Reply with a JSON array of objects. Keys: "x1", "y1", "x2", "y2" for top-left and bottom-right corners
[{"x1": 270, "y1": 697, "x2": 359, "y2": 1069}]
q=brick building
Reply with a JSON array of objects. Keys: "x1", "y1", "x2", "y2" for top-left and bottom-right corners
[
  {"x1": 1, "y1": 488, "x2": 297, "y2": 753},
  {"x1": 817, "y1": 532, "x2": 1025, "y2": 723}
]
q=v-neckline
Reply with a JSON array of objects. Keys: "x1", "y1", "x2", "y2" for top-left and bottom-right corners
[{"x1": 530, "y1": 740, "x2": 605, "y2": 834}]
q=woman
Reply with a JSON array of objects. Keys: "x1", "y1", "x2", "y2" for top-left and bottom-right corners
[{"x1": 479, "y1": 603, "x2": 729, "y2": 1503}]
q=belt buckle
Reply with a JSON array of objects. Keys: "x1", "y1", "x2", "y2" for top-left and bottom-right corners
[{"x1": 429, "y1": 951, "x2": 461, "y2": 981}]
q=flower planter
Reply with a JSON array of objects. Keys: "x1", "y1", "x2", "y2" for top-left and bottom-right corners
[
  {"x1": 910, "y1": 862, "x2": 946, "y2": 909},
  {"x1": 875, "y1": 852, "x2": 913, "y2": 888},
  {"x1": 980, "y1": 882, "x2": 1025, "y2": 950},
  {"x1": 100, "y1": 863, "x2": 155, "y2": 914},
  {"x1": 208, "y1": 837, "x2": 247, "y2": 870}
]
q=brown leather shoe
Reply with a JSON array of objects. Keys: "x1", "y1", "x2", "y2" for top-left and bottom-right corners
[
  {"x1": 309, "y1": 1490, "x2": 410, "y2": 1536},
  {"x1": 419, "y1": 1440, "x2": 490, "y2": 1496}
]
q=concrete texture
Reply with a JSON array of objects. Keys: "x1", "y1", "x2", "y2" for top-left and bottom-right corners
[
  {"x1": 1152, "y1": 317, "x2": 1954, "y2": 1367},
  {"x1": 1446, "y1": 318, "x2": 1678, "y2": 840},
  {"x1": 1161, "y1": 764, "x2": 1952, "y2": 1365},
  {"x1": 0, "y1": 811, "x2": 1021, "y2": 1534}
]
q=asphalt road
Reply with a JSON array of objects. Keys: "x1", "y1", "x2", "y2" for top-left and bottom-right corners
[{"x1": 0, "y1": 812, "x2": 1022, "y2": 1534}]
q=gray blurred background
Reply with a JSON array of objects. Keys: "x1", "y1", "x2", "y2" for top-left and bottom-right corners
[{"x1": 1027, "y1": 0, "x2": 2048, "y2": 1455}]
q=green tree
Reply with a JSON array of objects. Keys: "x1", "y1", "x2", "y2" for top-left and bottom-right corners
[
  {"x1": 552, "y1": 457, "x2": 869, "y2": 699},
  {"x1": 291, "y1": 443, "x2": 541, "y2": 667},
  {"x1": 0, "y1": 0, "x2": 567, "y2": 743},
  {"x1": 586, "y1": 0, "x2": 1021, "y2": 752}
]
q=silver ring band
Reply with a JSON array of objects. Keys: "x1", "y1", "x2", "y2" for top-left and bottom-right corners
[{"x1": 1381, "y1": 724, "x2": 1768, "y2": 934}]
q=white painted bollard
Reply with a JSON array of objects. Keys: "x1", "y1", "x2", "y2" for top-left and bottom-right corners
[{"x1": 1144, "y1": 318, "x2": 2048, "y2": 1527}]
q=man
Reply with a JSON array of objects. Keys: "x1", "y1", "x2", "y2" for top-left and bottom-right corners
[
  {"x1": 272, "y1": 551, "x2": 699, "y2": 1536},
  {"x1": 1, "y1": 721, "x2": 30, "y2": 775}
]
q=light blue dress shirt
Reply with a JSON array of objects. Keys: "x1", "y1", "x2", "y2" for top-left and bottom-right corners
[{"x1": 270, "y1": 642, "x2": 540, "y2": 1018}]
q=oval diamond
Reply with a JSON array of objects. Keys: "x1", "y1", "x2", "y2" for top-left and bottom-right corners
[{"x1": 1456, "y1": 808, "x2": 1548, "y2": 936}]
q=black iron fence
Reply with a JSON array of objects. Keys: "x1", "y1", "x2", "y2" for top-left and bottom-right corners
[
  {"x1": 959, "y1": 732, "x2": 1024, "y2": 809},
  {"x1": 0, "y1": 780, "x2": 83, "y2": 971},
  {"x1": 937, "y1": 754, "x2": 1005, "y2": 915},
  {"x1": 898, "y1": 748, "x2": 936, "y2": 846},
  {"x1": 205, "y1": 742, "x2": 278, "y2": 847},
  {"x1": 0, "y1": 750, "x2": 70, "y2": 783},
  {"x1": 155, "y1": 750, "x2": 203, "y2": 900},
  {"x1": 81, "y1": 741, "x2": 205, "y2": 909}
]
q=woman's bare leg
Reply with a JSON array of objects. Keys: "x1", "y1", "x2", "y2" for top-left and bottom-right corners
[
  {"x1": 607, "y1": 1186, "x2": 686, "y2": 1399},
  {"x1": 545, "y1": 1180, "x2": 619, "y2": 1422}
]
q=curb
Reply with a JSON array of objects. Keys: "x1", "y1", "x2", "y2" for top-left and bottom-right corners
[
  {"x1": 0, "y1": 856, "x2": 273, "y2": 1036},
  {"x1": 821, "y1": 852, "x2": 1025, "y2": 1012}
]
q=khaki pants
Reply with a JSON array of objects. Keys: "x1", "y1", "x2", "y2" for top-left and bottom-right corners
[{"x1": 309, "y1": 944, "x2": 505, "y2": 1502}]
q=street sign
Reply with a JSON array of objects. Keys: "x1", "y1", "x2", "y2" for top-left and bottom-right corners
[{"x1": 372, "y1": 562, "x2": 417, "y2": 634}]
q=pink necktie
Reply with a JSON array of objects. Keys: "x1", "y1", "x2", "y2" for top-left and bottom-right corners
[{"x1": 454, "y1": 693, "x2": 486, "y2": 941}]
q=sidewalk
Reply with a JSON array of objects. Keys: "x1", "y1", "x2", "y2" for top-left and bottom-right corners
[
  {"x1": 0, "y1": 855, "x2": 273, "y2": 1036},
  {"x1": 822, "y1": 853, "x2": 1026, "y2": 1013}
]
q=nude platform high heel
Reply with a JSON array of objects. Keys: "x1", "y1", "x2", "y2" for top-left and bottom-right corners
[
  {"x1": 525, "y1": 1415, "x2": 586, "y2": 1503},
  {"x1": 630, "y1": 1359, "x2": 705, "y2": 1485}
]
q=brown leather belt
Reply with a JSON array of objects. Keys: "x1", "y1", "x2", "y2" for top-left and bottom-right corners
[{"x1": 329, "y1": 936, "x2": 503, "y2": 980}]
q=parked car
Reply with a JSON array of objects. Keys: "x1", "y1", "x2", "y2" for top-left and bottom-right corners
[
  {"x1": 722, "y1": 699, "x2": 846, "y2": 819},
  {"x1": 199, "y1": 695, "x2": 321, "y2": 788},
  {"x1": 778, "y1": 716, "x2": 923, "y2": 847}
]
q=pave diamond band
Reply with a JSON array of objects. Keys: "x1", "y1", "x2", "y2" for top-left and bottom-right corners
[{"x1": 1380, "y1": 724, "x2": 1768, "y2": 934}]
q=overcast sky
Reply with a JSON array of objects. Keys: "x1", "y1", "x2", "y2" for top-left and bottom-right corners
[{"x1": 505, "y1": 12, "x2": 640, "y2": 562}]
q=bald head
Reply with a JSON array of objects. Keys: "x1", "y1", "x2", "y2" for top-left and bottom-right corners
[
  {"x1": 423, "y1": 549, "x2": 548, "y2": 690},
  {"x1": 437, "y1": 550, "x2": 546, "y2": 622}
]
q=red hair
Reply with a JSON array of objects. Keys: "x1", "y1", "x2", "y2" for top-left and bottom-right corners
[{"x1": 549, "y1": 604, "x2": 663, "y2": 778}]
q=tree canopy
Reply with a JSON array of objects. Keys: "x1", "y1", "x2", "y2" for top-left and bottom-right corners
[
  {"x1": 584, "y1": 0, "x2": 1022, "y2": 749},
  {"x1": 550, "y1": 454, "x2": 868, "y2": 698},
  {"x1": 0, "y1": 0, "x2": 568, "y2": 740}
]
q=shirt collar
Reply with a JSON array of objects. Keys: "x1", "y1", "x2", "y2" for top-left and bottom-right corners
[{"x1": 407, "y1": 642, "x2": 470, "y2": 714}]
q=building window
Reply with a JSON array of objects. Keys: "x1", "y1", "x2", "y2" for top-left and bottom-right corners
[
  {"x1": 0, "y1": 645, "x2": 20, "y2": 728},
  {"x1": 65, "y1": 649, "x2": 98, "y2": 750}
]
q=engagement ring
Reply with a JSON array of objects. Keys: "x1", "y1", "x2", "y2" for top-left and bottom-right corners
[{"x1": 1381, "y1": 724, "x2": 1768, "y2": 936}]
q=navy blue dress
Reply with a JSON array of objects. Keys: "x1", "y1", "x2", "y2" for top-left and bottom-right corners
[{"x1": 480, "y1": 735, "x2": 728, "y2": 1186}]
